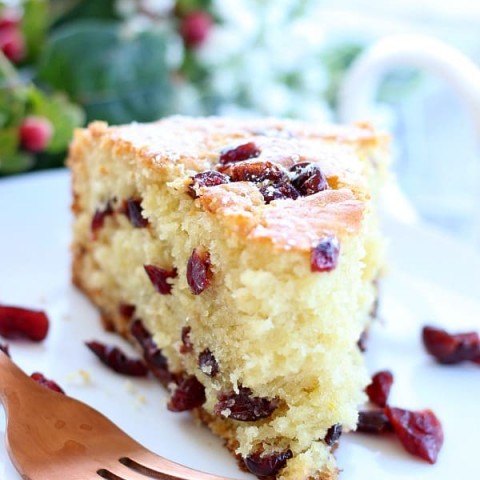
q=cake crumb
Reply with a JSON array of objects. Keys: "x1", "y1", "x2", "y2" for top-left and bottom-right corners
[
  {"x1": 66, "y1": 369, "x2": 92, "y2": 386},
  {"x1": 124, "y1": 380, "x2": 137, "y2": 394}
]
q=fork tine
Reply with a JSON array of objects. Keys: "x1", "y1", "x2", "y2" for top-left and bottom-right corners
[
  {"x1": 130, "y1": 450, "x2": 237, "y2": 480},
  {"x1": 119, "y1": 457, "x2": 181, "y2": 479},
  {"x1": 98, "y1": 462, "x2": 164, "y2": 480}
]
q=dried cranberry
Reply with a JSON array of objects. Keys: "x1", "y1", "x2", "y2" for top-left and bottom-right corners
[
  {"x1": 290, "y1": 162, "x2": 328, "y2": 196},
  {"x1": 198, "y1": 348, "x2": 219, "y2": 377},
  {"x1": 310, "y1": 236, "x2": 340, "y2": 272},
  {"x1": 31, "y1": 372, "x2": 65, "y2": 394},
  {"x1": 358, "y1": 330, "x2": 368, "y2": 352},
  {"x1": 214, "y1": 387, "x2": 278, "y2": 422},
  {"x1": 188, "y1": 171, "x2": 230, "y2": 198},
  {"x1": 187, "y1": 248, "x2": 212, "y2": 295},
  {"x1": 130, "y1": 319, "x2": 176, "y2": 386},
  {"x1": 86, "y1": 341, "x2": 149, "y2": 377},
  {"x1": 356, "y1": 410, "x2": 393, "y2": 434},
  {"x1": 385, "y1": 407, "x2": 444, "y2": 464},
  {"x1": 168, "y1": 375, "x2": 206, "y2": 411},
  {"x1": 325, "y1": 423, "x2": 342, "y2": 446},
  {"x1": 259, "y1": 182, "x2": 300, "y2": 204},
  {"x1": 119, "y1": 303, "x2": 136, "y2": 320},
  {"x1": 366, "y1": 370, "x2": 394, "y2": 408},
  {"x1": 0, "y1": 305, "x2": 49, "y2": 341},
  {"x1": 228, "y1": 161, "x2": 287, "y2": 184},
  {"x1": 244, "y1": 449, "x2": 292, "y2": 477},
  {"x1": 91, "y1": 202, "x2": 113, "y2": 235},
  {"x1": 179, "y1": 326, "x2": 193, "y2": 354},
  {"x1": 124, "y1": 198, "x2": 149, "y2": 228},
  {"x1": 422, "y1": 325, "x2": 480, "y2": 364},
  {"x1": 0, "y1": 342, "x2": 10, "y2": 357},
  {"x1": 219, "y1": 142, "x2": 261, "y2": 164},
  {"x1": 144, "y1": 265, "x2": 178, "y2": 295}
]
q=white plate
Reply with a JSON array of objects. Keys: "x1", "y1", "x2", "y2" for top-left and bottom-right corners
[{"x1": 0, "y1": 170, "x2": 479, "y2": 480}]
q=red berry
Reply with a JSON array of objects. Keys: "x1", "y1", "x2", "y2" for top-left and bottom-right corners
[
  {"x1": 259, "y1": 182, "x2": 300, "y2": 204},
  {"x1": 186, "y1": 248, "x2": 212, "y2": 295},
  {"x1": 0, "y1": 305, "x2": 49, "y2": 341},
  {"x1": 130, "y1": 319, "x2": 177, "y2": 386},
  {"x1": 0, "y1": 342, "x2": 10, "y2": 357},
  {"x1": 91, "y1": 201, "x2": 114, "y2": 236},
  {"x1": 124, "y1": 198, "x2": 149, "y2": 228},
  {"x1": 188, "y1": 171, "x2": 229, "y2": 198},
  {"x1": 180, "y1": 326, "x2": 193, "y2": 353},
  {"x1": 31, "y1": 372, "x2": 65, "y2": 394},
  {"x1": 168, "y1": 375, "x2": 206, "y2": 411},
  {"x1": 422, "y1": 325, "x2": 480, "y2": 364},
  {"x1": 357, "y1": 410, "x2": 394, "y2": 434},
  {"x1": 310, "y1": 236, "x2": 340, "y2": 272},
  {"x1": 180, "y1": 11, "x2": 213, "y2": 48},
  {"x1": 0, "y1": 26, "x2": 25, "y2": 62},
  {"x1": 366, "y1": 370, "x2": 394, "y2": 408},
  {"x1": 385, "y1": 407, "x2": 444, "y2": 464},
  {"x1": 290, "y1": 162, "x2": 329, "y2": 196},
  {"x1": 144, "y1": 265, "x2": 178, "y2": 295},
  {"x1": 0, "y1": 9, "x2": 21, "y2": 30},
  {"x1": 244, "y1": 449, "x2": 292, "y2": 477},
  {"x1": 325, "y1": 424, "x2": 343, "y2": 446},
  {"x1": 214, "y1": 387, "x2": 278, "y2": 422},
  {"x1": 118, "y1": 303, "x2": 136, "y2": 320},
  {"x1": 86, "y1": 341, "x2": 149, "y2": 377},
  {"x1": 198, "y1": 348, "x2": 219, "y2": 377},
  {"x1": 219, "y1": 142, "x2": 261, "y2": 164},
  {"x1": 19, "y1": 117, "x2": 53, "y2": 152}
]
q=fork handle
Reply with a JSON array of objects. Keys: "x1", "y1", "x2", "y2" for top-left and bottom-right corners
[{"x1": 0, "y1": 351, "x2": 35, "y2": 413}]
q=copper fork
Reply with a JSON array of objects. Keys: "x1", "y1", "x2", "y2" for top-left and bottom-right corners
[{"x1": 0, "y1": 351, "x2": 238, "y2": 480}]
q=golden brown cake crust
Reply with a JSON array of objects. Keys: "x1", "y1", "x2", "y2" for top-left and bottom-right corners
[{"x1": 69, "y1": 116, "x2": 388, "y2": 254}]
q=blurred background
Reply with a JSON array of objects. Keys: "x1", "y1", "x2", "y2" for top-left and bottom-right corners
[{"x1": 0, "y1": 0, "x2": 479, "y2": 248}]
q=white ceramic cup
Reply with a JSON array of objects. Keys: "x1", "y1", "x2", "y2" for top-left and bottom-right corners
[
  {"x1": 338, "y1": 34, "x2": 480, "y2": 130},
  {"x1": 338, "y1": 34, "x2": 480, "y2": 245}
]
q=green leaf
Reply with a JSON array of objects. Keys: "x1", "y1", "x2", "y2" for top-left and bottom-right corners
[
  {"x1": 27, "y1": 87, "x2": 85, "y2": 153},
  {"x1": 0, "y1": 151, "x2": 34, "y2": 174},
  {"x1": 0, "y1": 125, "x2": 19, "y2": 156},
  {"x1": 0, "y1": 152, "x2": 35, "y2": 175},
  {"x1": 0, "y1": 126, "x2": 33, "y2": 174},
  {"x1": 21, "y1": 0, "x2": 49, "y2": 61},
  {"x1": 321, "y1": 43, "x2": 363, "y2": 109},
  {"x1": 0, "y1": 83, "x2": 27, "y2": 128},
  {"x1": 50, "y1": 0, "x2": 120, "y2": 28},
  {"x1": 37, "y1": 21, "x2": 175, "y2": 124},
  {"x1": 176, "y1": 0, "x2": 213, "y2": 16}
]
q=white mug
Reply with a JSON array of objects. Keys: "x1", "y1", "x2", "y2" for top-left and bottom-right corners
[{"x1": 338, "y1": 34, "x2": 480, "y2": 245}]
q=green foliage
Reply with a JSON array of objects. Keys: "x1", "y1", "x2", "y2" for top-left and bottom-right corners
[
  {"x1": 50, "y1": 0, "x2": 120, "y2": 27},
  {"x1": 37, "y1": 21, "x2": 175, "y2": 124},
  {"x1": 21, "y1": 0, "x2": 49, "y2": 61},
  {"x1": 176, "y1": 0, "x2": 213, "y2": 16},
  {"x1": 0, "y1": 83, "x2": 26, "y2": 128},
  {"x1": 322, "y1": 43, "x2": 363, "y2": 109},
  {"x1": 0, "y1": 126, "x2": 33, "y2": 173}
]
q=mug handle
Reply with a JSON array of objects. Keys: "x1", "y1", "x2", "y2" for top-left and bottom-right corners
[
  {"x1": 338, "y1": 34, "x2": 480, "y2": 229},
  {"x1": 338, "y1": 34, "x2": 480, "y2": 133}
]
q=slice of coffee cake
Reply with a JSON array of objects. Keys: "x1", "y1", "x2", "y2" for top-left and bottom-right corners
[{"x1": 68, "y1": 116, "x2": 388, "y2": 480}]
